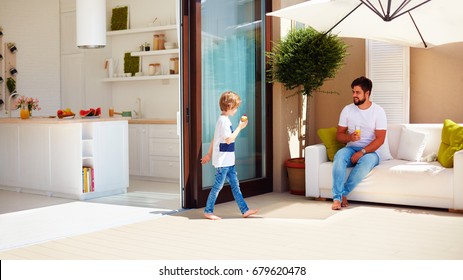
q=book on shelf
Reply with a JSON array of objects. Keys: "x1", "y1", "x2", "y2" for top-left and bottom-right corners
[{"x1": 82, "y1": 166, "x2": 95, "y2": 193}]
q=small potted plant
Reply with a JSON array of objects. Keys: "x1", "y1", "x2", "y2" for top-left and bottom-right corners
[
  {"x1": 6, "y1": 77, "x2": 16, "y2": 94},
  {"x1": 15, "y1": 95, "x2": 41, "y2": 118},
  {"x1": 266, "y1": 26, "x2": 348, "y2": 194}
]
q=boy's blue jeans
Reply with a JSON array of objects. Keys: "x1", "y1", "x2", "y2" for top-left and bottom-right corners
[
  {"x1": 204, "y1": 165, "x2": 249, "y2": 214},
  {"x1": 332, "y1": 146, "x2": 379, "y2": 202}
]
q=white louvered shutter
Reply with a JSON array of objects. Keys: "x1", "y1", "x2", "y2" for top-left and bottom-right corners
[{"x1": 366, "y1": 40, "x2": 410, "y2": 124}]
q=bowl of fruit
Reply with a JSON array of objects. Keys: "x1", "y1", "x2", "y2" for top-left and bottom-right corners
[{"x1": 57, "y1": 108, "x2": 75, "y2": 119}]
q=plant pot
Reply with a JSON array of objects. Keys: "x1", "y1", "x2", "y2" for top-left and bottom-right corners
[{"x1": 285, "y1": 157, "x2": 305, "y2": 195}]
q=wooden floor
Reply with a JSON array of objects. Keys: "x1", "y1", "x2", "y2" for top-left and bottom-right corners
[{"x1": 1, "y1": 184, "x2": 463, "y2": 259}]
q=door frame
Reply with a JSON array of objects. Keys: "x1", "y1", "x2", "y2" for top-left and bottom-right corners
[{"x1": 180, "y1": 0, "x2": 273, "y2": 209}]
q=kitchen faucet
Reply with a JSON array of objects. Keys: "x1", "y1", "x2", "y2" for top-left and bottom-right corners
[
  {"x1": 133, "y1": 98, "x2": 142, "y2": 119},
  {"x1": 6, "y1": 92, "x2": 19, "y2": 118}
]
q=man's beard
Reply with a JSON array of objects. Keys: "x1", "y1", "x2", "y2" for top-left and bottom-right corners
[{"x1": 354, "y1": 97, "x2": 366, "y2": 106}]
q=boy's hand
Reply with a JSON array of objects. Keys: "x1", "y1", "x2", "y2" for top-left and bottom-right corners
[
  {"x1": 238, "y1": 119, "x2": 248, "y2": 129},
  {"x1": 200, "y1": 153, "x2": 211, "y2": 165}
]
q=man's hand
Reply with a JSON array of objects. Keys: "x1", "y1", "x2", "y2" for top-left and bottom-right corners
[
  {"x1": 350, "y1": 131, "x2": 361, "y2": 142},
  {"x1": 350, "y1": 151, "x2": 363, "y2": 164}
]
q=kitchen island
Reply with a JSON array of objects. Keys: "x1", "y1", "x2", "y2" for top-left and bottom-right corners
[{"x1": 0, "y1": 117, "x2": 128, "y2": 200}]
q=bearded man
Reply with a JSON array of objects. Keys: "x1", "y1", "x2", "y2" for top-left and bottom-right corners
[{"x1": 331, "y1": 76, "x2": 390, "y2": 210}]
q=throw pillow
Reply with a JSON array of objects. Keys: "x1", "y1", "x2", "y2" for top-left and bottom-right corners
[
  {"x1": 438, "y1": 119, "x2": 463, "y2": 168},
  {"x1": 376, "y1": 132, "x2": 393, "y2": 161},
  {"x1": 396, "y1": 127, "x2": 428, "y2": 161},
  {"x1": 317, "y1": 127, "x2": 345, "y2": 161}
]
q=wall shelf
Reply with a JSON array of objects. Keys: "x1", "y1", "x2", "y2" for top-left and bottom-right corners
[
  {"x1": 131, "y1": 49, "x2": 179, "y2": 57},
  {"x1": 102, "y1": 74, "x2": 179, "y2": 82},
  {"x1": 106, "y1": 25, "x2": 176, "y2": 37}
]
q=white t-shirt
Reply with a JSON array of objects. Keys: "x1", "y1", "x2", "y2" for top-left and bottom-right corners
[
  {"x1": 338, "y1": 102, "x2": 392, "y2": 161},
  {"x1": 212, "y1": 115, "x2": 235, "y2": 167}
]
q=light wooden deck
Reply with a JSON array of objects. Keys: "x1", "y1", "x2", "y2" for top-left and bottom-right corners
[{"x1": 1, "y1": 186, "x2": 463, "y2": 259}]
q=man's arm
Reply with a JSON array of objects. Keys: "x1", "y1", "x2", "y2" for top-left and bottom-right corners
[
  {"x1": 350, "y1": 129, "x2": 386, "y2": 164},
  {"x1": 363, "y1": 129, "x2": 386, "y2": 154}
]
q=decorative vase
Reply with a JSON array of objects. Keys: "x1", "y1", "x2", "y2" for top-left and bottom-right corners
[{"x1": 20, "y1": 107, "x2": 30, "y2": 119}]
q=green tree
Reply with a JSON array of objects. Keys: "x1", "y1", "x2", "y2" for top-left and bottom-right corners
[{"x1": 267, "y1": 27, "x2": 348, "y2": 151}]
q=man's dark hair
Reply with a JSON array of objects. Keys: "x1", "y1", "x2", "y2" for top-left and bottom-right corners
[{"x1": 351, "y1": 76, "x2": 373, "y2": 95}]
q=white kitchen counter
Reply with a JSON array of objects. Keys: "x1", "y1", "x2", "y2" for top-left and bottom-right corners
[
  {"x1": 0, "y1": 118, "x2": 129, "y2": 200},
  {"x1": 0, "y1": 116, "x2": 129, "y2": 124}
]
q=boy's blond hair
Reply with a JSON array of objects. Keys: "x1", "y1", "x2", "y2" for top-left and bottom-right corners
[{"x1": 219, "y1": 91, "x2": 241, "y2": 112}]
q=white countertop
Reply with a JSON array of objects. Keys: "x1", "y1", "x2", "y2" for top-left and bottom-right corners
[
  {"x1": 0, "y1": 117, "x2": 176, "y2": 125},
  {"x1": 0, "y1": 116, "x2": 129, "y2": 124}
]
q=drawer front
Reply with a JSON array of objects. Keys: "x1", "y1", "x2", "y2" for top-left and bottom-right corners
[
  {"x1": 149, "y1": 125, "x2": 177, "y2": 138},
  {"x1": 149, "y1": 156, "x2": 180, "y2": 179},
  {"x1": 149, "y1": 139, "x2": 179, "y2": 157}
]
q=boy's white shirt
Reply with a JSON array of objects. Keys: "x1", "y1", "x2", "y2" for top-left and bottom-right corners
[{"x1": 212, "y1": 115, "x2": 235, "y2": 167}]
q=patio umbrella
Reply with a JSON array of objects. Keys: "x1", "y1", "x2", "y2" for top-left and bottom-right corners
[{"x1": 267, "y1": 0, "x2": 463, "y2": 48}]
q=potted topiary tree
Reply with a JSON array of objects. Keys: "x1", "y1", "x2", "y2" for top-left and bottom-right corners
[{"x1": 267, "y1": 26, "x2": 348, "y2": 195}]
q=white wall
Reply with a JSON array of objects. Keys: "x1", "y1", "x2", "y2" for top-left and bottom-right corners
[
  {"x1": 0, "y1": 0, "x2": 61, "y2": 117},
  {"x1": 0, "y1": 0, "x2": 179, "y2": 120},
  {"x1": 108, "y1": 0, "x2": 179, "y2": 119}
]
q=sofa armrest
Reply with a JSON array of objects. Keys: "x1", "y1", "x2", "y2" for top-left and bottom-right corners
[
  {"x1": 453, "y1": 150, "x2": 463, "y2": 210},
  {"x1": 305, "y1": 144, "x2": 329, "y2": 198}
]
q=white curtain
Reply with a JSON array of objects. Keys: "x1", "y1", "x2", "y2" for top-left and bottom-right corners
[{"x1": 201, "y1": 0, "x2": 258, "y2": 188}]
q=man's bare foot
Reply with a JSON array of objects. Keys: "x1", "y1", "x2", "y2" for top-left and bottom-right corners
[
  {"x1": 242, "y1": 209, "x2": 259, "y2": 218},
  {"x1": 204, "y1": 213, "x2": 222, "y2": 220},
  {"x1": 341, "y1": 196, "x2": 349, "y2": 207},
  {"x1": 331, "y1": 200, "x2": 341, "y2": 210}
]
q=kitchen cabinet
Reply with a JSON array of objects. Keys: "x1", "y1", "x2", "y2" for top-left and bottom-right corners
[
  {"x1": 148, "y1": 124, "x2": 179, "y2": 181},
  {"x1": 129, "y1": 124, "x2": 150, "y2": 176},
  {"x1": 0, "y1": 118, "x2": 129, "y2": 200},
  {"x1": 129, "y1": 123, "x2": 179, "y2": 182}
]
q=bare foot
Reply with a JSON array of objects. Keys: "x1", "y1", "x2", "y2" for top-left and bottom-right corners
[
  {"x1": 341, "y1": 196, "x2": 349, "y2": 207},
  {"x1": 331, "y1": 200, "x2": 341, "y2": 210},
  {"x1": 242, "y1": 209, "x2": 259, "y2": 218},
  {"x1": 204, "y1": 213, "x2": 222, "y2": 220}
]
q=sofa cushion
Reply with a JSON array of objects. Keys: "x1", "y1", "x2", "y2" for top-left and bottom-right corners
[
  {"x1": 397, "y1": 127, "x2": 428, "y2": 161},
  {"x1": 438, "y1": 119, "x2": 463, "y2": 168},
  {"x1": 317, "y1": 127, "x2": 345, "y2": 161}
]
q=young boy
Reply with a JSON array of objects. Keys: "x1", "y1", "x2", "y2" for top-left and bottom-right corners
[{"x1": 200, "y1": 91, "x2": 259, "y2": 220}]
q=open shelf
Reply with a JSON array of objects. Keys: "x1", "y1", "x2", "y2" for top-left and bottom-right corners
[
  {"x1": 106, "y1": 25, "x2": 176, "y2": 37},
  {"x1": 102, "y1": 74, "x2": 179, "y2": 82},
  {"x1": 131, "y1": 49, "x2": 179, "y2": 57}
]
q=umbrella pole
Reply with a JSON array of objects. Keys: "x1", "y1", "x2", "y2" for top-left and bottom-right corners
[
  {"x1": 325, "y1": 3, "x2": 363, "y2": 35},
  {"x1": 408, "y1": 12, "x2": 428, "y2": 48}
]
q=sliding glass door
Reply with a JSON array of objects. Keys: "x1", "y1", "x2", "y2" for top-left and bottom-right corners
[{"x1": 181, "y1": 0, "x2": 272, "y2": 208}]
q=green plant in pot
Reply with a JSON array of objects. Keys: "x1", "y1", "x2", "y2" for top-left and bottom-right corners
[
  {"x1": 266, "y1": 26, "x2": 347, "y2": 195},
  {"x1": 6, "y1": 77, "x2": 16, "y2": 94}
]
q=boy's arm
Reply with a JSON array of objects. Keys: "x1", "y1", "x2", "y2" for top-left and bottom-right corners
[
  {"x1": 224, "y1": 120, "x2": 248, "y2": 144},
  {"x1": 200, "y1": 138, "x2": 214, "y2": 164}
]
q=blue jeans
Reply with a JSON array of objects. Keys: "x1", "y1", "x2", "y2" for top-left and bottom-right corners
[
  {"x1": 204, "y1": 165, "x2": 249, "y2": 214},
  {"x1": 332, "y1": 146, "x2": 379, "y2": 202}
]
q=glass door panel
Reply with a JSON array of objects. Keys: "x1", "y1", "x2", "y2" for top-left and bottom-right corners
[
  {"x1": 201, "y1": 0, "x2": 265, "y2": 189},
  {"x1": 181, "y1": 0, "x2": 272, "y2": 209}
]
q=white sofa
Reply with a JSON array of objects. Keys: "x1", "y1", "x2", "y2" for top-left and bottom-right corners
[{"x1": 305, "y1": 124, "x2": 463, "y2": 211}]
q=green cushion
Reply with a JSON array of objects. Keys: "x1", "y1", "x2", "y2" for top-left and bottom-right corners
[
  {"x1": 438, "y1": 119, "x2": 463, "y2": 168},
  {"x1": 317, "y1": 127, "x2": 345, "y2": 161}
]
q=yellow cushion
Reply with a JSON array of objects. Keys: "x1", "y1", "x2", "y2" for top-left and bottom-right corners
[
  {"x1": 317, "y1": 127, "x2": 345, "y2": 161},
  {"x1": 438, "y1": 119, "x2": 463, "y2": 168}
]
